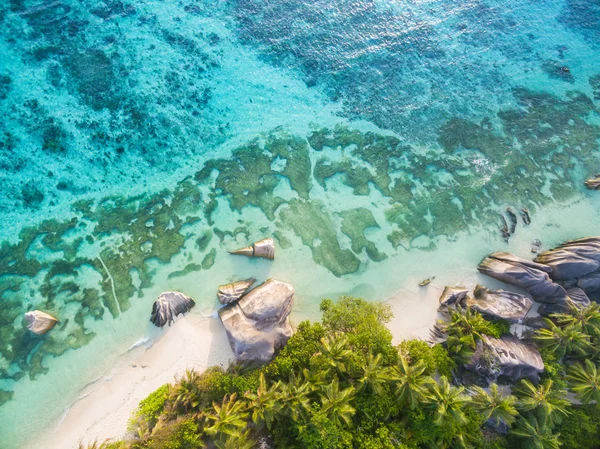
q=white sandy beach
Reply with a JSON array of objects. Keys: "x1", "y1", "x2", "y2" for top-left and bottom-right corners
[{"x1": 30, "y1": 316, "x2": 233, "y2": 449}]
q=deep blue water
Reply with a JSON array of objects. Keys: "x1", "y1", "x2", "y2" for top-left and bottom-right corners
[{"x1": 0, "y1": 0, "x2": 599, "y2": 447}]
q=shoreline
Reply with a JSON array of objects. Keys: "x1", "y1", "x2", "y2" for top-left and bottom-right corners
[
  {"x1": 22, "y1": 194, "x2": 600, "y2": 448},
  {"x1": 30, "y1": 316, "x2": 233, "y2": 449},
  {"x1": 36, "y1": 283, "x2": 447, "y2": 449}
]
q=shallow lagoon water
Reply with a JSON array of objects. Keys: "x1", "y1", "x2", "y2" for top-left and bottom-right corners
[{"x1": 1, "y1": 0, "x2": 600, "y2": 447}]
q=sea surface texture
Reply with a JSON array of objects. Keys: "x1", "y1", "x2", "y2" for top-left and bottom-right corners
[{"x1": 1, "y1": 0, "x2": 600, "y2": 447}]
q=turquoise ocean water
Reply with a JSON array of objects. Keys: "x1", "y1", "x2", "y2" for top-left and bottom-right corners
[{"x1": 1, "y1": 0, "x2": 600, "y2": 447}]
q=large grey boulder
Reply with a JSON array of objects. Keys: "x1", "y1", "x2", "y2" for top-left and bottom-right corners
[
  {"x1": 25, "y1": 310, "x2": 58, "y2": 335},
  {"x1": 464, "y1": 285, "x2": 533, "y2": 323},
  {"x1": 150, "y1": 291, "x2": 195, "y2": 328},
  {"x1": 535, "y1": 237, "x2": 600, "y2": 280},
  {"x1": 219, "y1": 278, "x2": 294, "y2": 363},
  {"x1": 538, "y1": 288, "x2": 591, "y2": 316},
  {"x1": 466, "y1": 335, "x2": 544, "y2": 383},
  {"x1": 577, "y1": 271, "x2": 600, "y2": 294},
  {"x1": 478, "y1": 252, "x2": 566, "y2": 302}
]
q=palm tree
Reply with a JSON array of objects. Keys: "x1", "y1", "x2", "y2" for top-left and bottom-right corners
[
  {"x1": 204, "y1": 393, "x2": 248, "y2": 440},
  {"x1": 389, "y1": 354, "x2": 434, "y2": 409},
  {"x1": 279, "y1": 376, "x2": 312, "y2": 422},
  {"x1": 356, "y1": 352, "x2": 388, "y2": 395},
  {"x1": 566, "y1": 360, "x2": 600, "y2": 404},
  {"x1": 313, "y1": 333, "x2": 354, "y2": 375},
  {"x1": 534, "y1": 320, "x2": 591, "y2": 359},
  {"x1": 213, "y1": 429, "x2": 255, "y2": 449},
  {"x1": 170, "y1": 369, "x2": 201, "y2": 412},
  {"x1": 244, "y1": 373, "x2": 281, "y2": 430},
  {"x1": 439, "y1": 308, "x2": 489, "y2": 361},
  {"x1": 470, "y1": 383, "x2": 518, "y2": 427},
  {"x1": 302, "y1": 366, "x2": 330, "y2": 391},
  {"x1": 552, "y1": 300, "x2": 600, "y2": 336},
  {"x1": 318, "y1": 377, "x2": 356, "y2": 426},
  {"x1": 514, "y1": 379, "x2": 569, "y2": 428},
  {"x1": 441, "y1": 308, "x2": 489, "y2": 342},
  {"x1": 425, "y1": 376, "x2": 469, "y2": 428},
  {"x1": 510, "y1": 415, "x2": 561, "y2": 449}
]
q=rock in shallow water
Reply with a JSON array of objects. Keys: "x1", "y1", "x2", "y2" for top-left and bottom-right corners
[
  {"x1": 219, "y1": 278, "x2": 293, "y2": 363},
  {"x1": 228, "y1": 237, "x2": 275, "y2": 260},
  {"x1": 584, "y1": 176, "x2": 600, "y2": 190},
  {"x1": 466, "y1": 335, "x2": 544, "y2": 383},
  {"x1": 25, "y1": 310, "x2": 58, "y2": 335},
  {"x1": 464, "y1": 285, "x2": 533, "y2": 323},
  {"x1": 217, "y1": 278, "x2": 256, "y2": 305},
  {"x1": 150, "y1": 291, "x2": 195, "y2": 328}
]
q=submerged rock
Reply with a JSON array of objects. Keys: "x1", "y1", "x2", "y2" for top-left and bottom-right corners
[
  {"x1": 217, "y1": 278, "x2": 256, "y2": 305},
  {"x1": 520, "y1": 208, "x2": 531, "y2": 225},
  {"x1": 25, "y1": 310, "x2": 58, "y2": 335},
  {"x1": 477, "y1": 252, "x2": 566, "y2": 302},
  {"x1": 150, "y1": 291, "x2": 195, "y2": 328},
  {"x1": 466, "y1": 335, "x2": 544, "y2": 383},
  {"x1": 506, "y1": 208, "x2": 517, "y2": 234},
  {"x1": 499, "y1": 215, "x2": 510, "y2": 243},
  {"x1": 438, "y1": 286, "x2": 469, "y2": 308},
  {"x1": 584, "y1": 176, "x2": 600, "y2": 190},
  {"x1": 219, "y1": 278, "x2": 294, "y2": 363},
  {"x1": 229, "y1": 237, "x2": 275, "y2": 260},
  {"x1": 464, "y1": 285, "x2": 533, "y2": 323}
]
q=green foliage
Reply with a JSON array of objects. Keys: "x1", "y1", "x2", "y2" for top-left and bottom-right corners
[
  {"x1": 100, "y1": 296, "x2": 600, "y2": 449},
  {"x1": 262, "y1": 320, "x2": 326, "y2": 380},
  {"x1": 566, "y1": 360, "x2": 600, "y2": 404},
  {"x1": 398, "y1": 339, "x2": 456, "y2": 377},
  {"x1": 146, "y1": 418, "x2": 202, "y2": 449},
  {"x1": 553, "y1": 405, "x2": 600, "y2": 449},
  {"x1": 131, "y1": 384, "x2": 169, "y2": 429},
  {"x1": 514, "y1": 379, "x2": 570, "y2": 429},
  {"x1": 470, "y1": 383, "x2": 518, "y2": 427},
  {"x1": 79, "y1": 442, "x2": 129, "y2": 449},
  {"x1": 538, "y1": 347, "x2": 567, "y2": 389},
  {"x1": 534, "y1": 320, "x2": 591, "y2": 359},
  {"x1": 320, "y1": 297, "x2": 397, "y2": 363},
  {"x1": 441, "y1": 308, "x2": 504, "y2": 362}
]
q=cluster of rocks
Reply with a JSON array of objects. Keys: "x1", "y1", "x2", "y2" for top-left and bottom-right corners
[
  {"x1": 27, "y1": 237, "x2": 292, "y2": 367},
  {"x1": 436, "y1": 236, "x2": 600, "y2": 384},
  {"x1": 438, "y1": 284, "x2": 532, "y2": 324},
  {"x1": 479, "y1": 237, "x2": 600, "y2": 314},
  {"x1": 217, "y1": 238, "x2": 295, "y2": 363},
  {"x1": 499, "y1": 207, "x2": 530, "y2": 242},
  {"x1": 147, "y1": 237, "x2": 293, "y2": 364}
]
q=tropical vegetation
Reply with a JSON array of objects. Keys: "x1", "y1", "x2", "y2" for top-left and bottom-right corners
[{"x1": 83, "y1": 296, "x2": 600, "y2": 449}]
